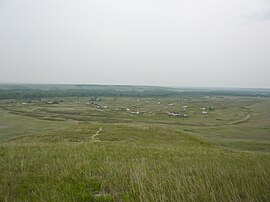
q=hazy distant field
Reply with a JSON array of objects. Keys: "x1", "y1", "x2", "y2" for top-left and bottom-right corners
[{"x1": 0, "y1": 84, "x2": 269, "y2": 201}]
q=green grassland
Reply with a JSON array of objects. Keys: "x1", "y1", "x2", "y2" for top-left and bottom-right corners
[{"x1": 0, "y1": 85, "x2": 270, "y2": 201}]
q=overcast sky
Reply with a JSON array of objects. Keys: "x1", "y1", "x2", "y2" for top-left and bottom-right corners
[{"x1": 0, "y1": 0, "x2": 270, "y2": 88}]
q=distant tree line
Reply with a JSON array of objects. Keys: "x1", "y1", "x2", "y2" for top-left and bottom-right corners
[{"x1": 0, "y1": 84, "x2": 269, "y2": 100}]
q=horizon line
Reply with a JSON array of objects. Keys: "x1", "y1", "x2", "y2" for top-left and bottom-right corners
[{"x1": 0, "y1": 82, "x2": 270, "y2": 90}]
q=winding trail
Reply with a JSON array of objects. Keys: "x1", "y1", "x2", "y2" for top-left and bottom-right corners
[
  {"x1": 230, "y1": 113, "x2": 252, "y2": 125},
  {"x1": 92, "y1": 127, "x2": 102, "y2": 140}
]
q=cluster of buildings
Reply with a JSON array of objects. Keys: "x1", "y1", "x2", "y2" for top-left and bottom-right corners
[{"x1": 167, "y1": 112, "x2": 188, "y2": 118}]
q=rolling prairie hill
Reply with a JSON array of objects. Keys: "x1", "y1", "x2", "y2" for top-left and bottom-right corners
[{"x1": 0, "y1": 85, "x2": 269, "y2": 201}]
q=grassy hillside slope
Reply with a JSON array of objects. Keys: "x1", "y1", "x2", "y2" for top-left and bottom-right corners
[{"x1": 0, "y1": 122, "x2": 269, "y2": 201}]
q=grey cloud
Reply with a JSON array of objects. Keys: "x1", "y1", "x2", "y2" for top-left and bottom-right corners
[{"x1": 243, "y1": 9, "x2": 270, "y2": 22}]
